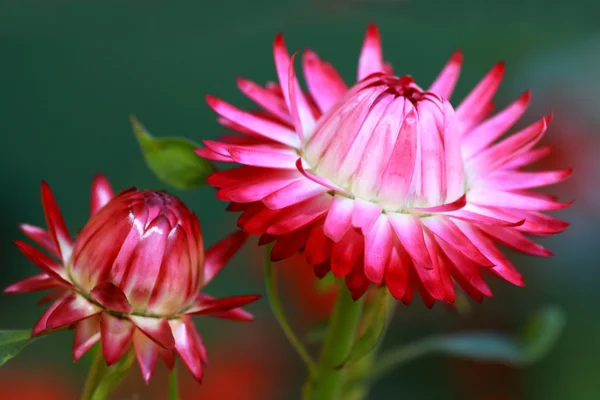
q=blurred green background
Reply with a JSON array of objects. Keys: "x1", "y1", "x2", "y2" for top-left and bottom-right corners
[{"x1": 1, "y1": 0, "x2": 599, "y2": 399}]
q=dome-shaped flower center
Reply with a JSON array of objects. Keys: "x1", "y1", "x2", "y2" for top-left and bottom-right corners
[{"x1": 304, "y1": 74, "x2": 465, "y2": 212}]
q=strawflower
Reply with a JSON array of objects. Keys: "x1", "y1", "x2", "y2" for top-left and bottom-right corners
[
  {"x1": 197, "y1": 24, "x2": 572, "y2": 306},
  {"x1": 4, "y1": 175, "x2": 260, "y2": 382}
]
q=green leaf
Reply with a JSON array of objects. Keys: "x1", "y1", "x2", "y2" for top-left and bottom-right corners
[
  {"x1": 373, "y1": 305, "x2": 566, "y2": 381},
  {"x1": 0, "y1": 330, "x2": 36, "y2": 367},
  {"x1": 341, "y1": 287, "x2": 390, "y2": 367},
  {"x1": 131, "y1": 115, "x2": 216, "y2": 190}
]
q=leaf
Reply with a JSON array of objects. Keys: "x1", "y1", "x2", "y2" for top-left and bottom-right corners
[
  {"x1": 131, "y1": 115, "x2": 216, "y2": 190},
  {"x1": 340, "y1": 287, "x2": 390, "y2": 367},
  {"x1": 373, "y1": 305, "x2": 566, "y2": 381},
  {"x1": 0, "y1": 330, "x2": 36, "y2": 367}
]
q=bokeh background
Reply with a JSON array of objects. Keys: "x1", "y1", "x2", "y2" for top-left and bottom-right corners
[{"x1": 1, "y1": 0, "x2": 598, "y2": 399}]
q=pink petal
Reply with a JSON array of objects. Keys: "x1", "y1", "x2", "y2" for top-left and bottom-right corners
[
  {"x1": 502, "y1": 145, "x2": 552, "y2": 169},
  {"x1": 481, "y1": 169, "x2": 573, "y2": 191},
  {"x1": 271, "y1": 226, "x2": 312, "y2": 261},
  {"x1": 90, "y1": 174, "x2": 114, "y2": 217},
  {"x1": 468, "y1": 189, "x2": 571, "y2": 211},
  {"x1": 437, "y1": 240, "x2": 492, "y2": 300},
  {"x1": 121, "y1": 216, "x2": 170, "y2": 311},
  {"x1": 323, "y1": 195, "x2": 354, "y2": 242},
  {"x1": 412, "y1": 194, "x2": 466, "y2": 213},
  {"x1": 208, "y1": 309, "x2": 255, "y2": 322},
  {"x1": 443, "y1": 203, "x2": 525, "y2": 227},
  {"x1": 41, "y1": 181, "x2": 73, "y2": 264},
  {"x1": 46, "y1": 294, "x2": 101, "y2": 330},
  {"x1": 295, "y1": 158, "x2": 350, "y2": 195},
  {"x1": 441, "y1": 101, "x2": 465, "y2": 202},
  {"x1": 421, "y1": 217, "x2": 493, "y2": 266},
  {"x1": 388, "y1": 214, "x2": 431, "y2": 270},
  {"x1": 212, "y1": 142, "x2": 298, "y2": 169},
  {"x1": 462, "y1": 91, "x2": 531, "y2": 159},
  {"x1": 357, "y1": 23, "x2": 384, "y2": 80},
  {"x1": 203, "y1": 230, "x2": 248, "y2": 286},
  {"x1": 302, "y1": 49, "x2": 348, "y2": 113},
  {"x1": 133, "y1": 329, "x2": 160, "y2": 383},
  {"x1": 239, "y1": 204, "x2": 280, "y2": 234},
  {"x1": 195, "y1": 147, "x2": 233, "y2": 162},
  {"x1": 14, "y1": 240, "x2": 69, "y2": 284},
  {"x1": 101, "y1": 313, "x2": 135, "y2": 366},
  {"x1": 19, "y1": 224, "x2": 57, "y2": 257},
  {"x1": 216, "y1": 171, "x2": 301, "y2": 203},
  {"x1": 73, "y1": 315, "x2": 101, "y2": 361},
  {"x1": 4, "y1": 273, "x2": 58, "y2": 294},
  {"x1": 262, "y1": 178, "x2": 328, "y2": 210},
  {"x1": 186, "y1": 294, "x2": 261, "y2": 316},
  {"x1": 33, "y1": 297, "x2": 65, "y2": 336},
  {"x1": 170, "y1": 317, "x2": 207, "y2": 382},
  {"x1": 274, "y1": 34, "x2": 315, "y2": 141},
  {"x1": 304, "y1": 224, "x2": 333, "y2": 265},
  {"x1": 331, "y1": 228, "x2": 363, "y2": 277},
  {"x1": 423, "y1": 231, "x2": 455, "y2": 303},
  {"x1": 456, "y1": 62, "x2": 504, "y2": 132},
  {"x1": 428, "y1": 50, "x2": 463, "y2": 99},
  {"x1": 236, "y1": 77, "x2": 292, "y2": 124},
  {"x1": 206, "y1": 95, "x2": 300, "y2": 148},
  {"x1": 91, "y1": 282, "x2": 132, "y2": 314},
  {"x1": 351, "y1": 198, "x2": 382, "y2": 233},
  {"x1": 481, "y1": 225, "x2": 553, "y2": 257},
  {"x1": 130, "y1": 316, "x2": 175, "y2": 349},
  {"x1": 266, "y1": 195, "x2": 331, "y2": 235},
  {"x1": 385, "y1": 243, "x2": 412, "y2": 300},
  {"x1": 364, "y1": 215, "x2": 393, "y2": 283}
]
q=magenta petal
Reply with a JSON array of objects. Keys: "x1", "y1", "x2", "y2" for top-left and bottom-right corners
[
  {"x1": 186, "y1": 293, "x2": 261, "y2": 316},
  {"x1": 19, "y1": 224, "x2": 58, "y2": 257},
  {"x1": 46, "y1": 294, "x2": 100, "y2": 330},
  {"x1": 73, "y1": 315, "x2": 101, "y2": 361},
  {"x1": 302, "y1": 49, "x2": 347, "y2": 113},
  {"x1": 323, "y1": 195, "x2": 354, "y2": 242},
  {"x1": 364, "y1": 215, "x2": 393, "y2": 284},
  {"x1": 428, "y1": 50, "x2": 463, "y2": 99},
  {"x1": 209, "y1": 308, "x2": 255, "y2": 322},
  {"x1": 130, "y1": 316, "x2": 175, "y2": 349},
  {"x1": 14, "y1": 240, "x2": 70, "y2": 284},
  {"x1": 90, "y1": 174, "x2": 114, "y2": 216},
  {"x1": 91, "y1": 282, "x2": 132, "y2": 314},
  {"x1": 133, "y1": 329, "x2": 160, "y2": 384},
  {"x1": 32, "y1": 297, "x2": 65, "y2": 336},
  {"x1": 170, "y1": 317, "x2": 207, "y2": 382},
  {"x1": 357, "y1": 23, "x2": 384, "y2": 81},
  {"x1": 4, "y1": 273, "x2": 58, "y2": 294},
  {"x1": 203, "y1": 230, "x2": 248, "y2": 286},
  {"x1": 40, "y1": 181, "x2": 73, "y2": 263},
  {"x1": 100, "y1": 313, "x2": 135, "y2": 366},
  {"x1": 413, "y1": 194, "x2": 466, "y2": 213}
]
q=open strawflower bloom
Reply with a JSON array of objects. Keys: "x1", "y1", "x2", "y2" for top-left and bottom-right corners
[
  {"x1": 4, "y1": 175, "x2": 260, "y2": 383},
  {"x1": 198, "y1": 23, "x2": 572, "y2": 306}
]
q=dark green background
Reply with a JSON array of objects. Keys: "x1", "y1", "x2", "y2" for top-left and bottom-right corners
[{"x1": 1, "y1": 0, "x2": 599, "y2": 399}]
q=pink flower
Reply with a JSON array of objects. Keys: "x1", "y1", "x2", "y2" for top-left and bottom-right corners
[
  {"x1": 4, "y1": 175, "x2": 260, "y2": 382},
  {"x1": 197, "y1": 24, "x2": 572, "y2": 306}
]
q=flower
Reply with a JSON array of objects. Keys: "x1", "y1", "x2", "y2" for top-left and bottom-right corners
[
  {"x1": 197, "y1": 24, "x2": 572, "y2": 306},
  {"x1": 4, "y1": 175, "x2": 260, "y2": 382}
]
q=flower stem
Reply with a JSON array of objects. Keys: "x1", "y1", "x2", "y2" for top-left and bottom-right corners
[
  {"x1": 168, "y1": 364, "x2": 180, "y2": 400},
  {"x1": 80, "y1": 347, "x2": 105, "y2": 400},
  {"x1": 264, "y1": 245, "x2": 316, "y2": 374},
  {"x1": 310, "y1": 284, "x2": 365, "y2": 400}
]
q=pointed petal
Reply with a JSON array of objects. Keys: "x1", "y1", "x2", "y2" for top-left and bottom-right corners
[
  {"x1": 19, "y1": 224, "x2": 58, "y2": 257},
  {"x1": 130, "y1": 316, "x2": 175, "y2": 349},
  {"x1": 46, "y1": 294, "x2": 101, "y2": 330},
  {"x1": 14, "y1": 240, "x2": 70, "y2": 284},
  {"x1": 428, "y1": 50, "x2": 463, "y2": 99},
  {"x1": 4, "y1": 273, "x2": 59, "y2": 294},
  {"x1": 304, "y1": 224, "x2": 333, "y2": 265},
  {"x1": 302, "y1": 49, "x2": 348, "y2": 113},
  {"x1": 41, "y1": 181, "x2": 73, "y2": 264},
  {"x1": 331, "y1": 228, "x2": 364, "y2": 277},
  {"x1": 481, "y1": 225, "x2": 553, "y2": 257},
  {"x1": 385, "y1": 243, "x2": 412, "y2": 300},
  {"x1": 91, "y1": 282, "x2": 132, "y2": 314},
  {"x1": 323, "y1": 195, "x2": 354, "y2": 242},
  {"x1": 133, "y1": 329, "x2": 160, "y2": 383},
  {"x1": 170, "y1": 317, "x2": 206, "y2": 382},
  {"x1": 186, "y1": 293, "x2": 261, "y2": 317},
  {"x1": 413, "y1": 194, "x2": 466, "y2": 213},
  {"x1": 73, "y1": 315, "x2": 101, "y2": 361},
  {"x1": 266, "y1": 195, "x2": 331, "y2": 235},
  {"x1": 262, "y1": 178, "x2": 328, "y2": 210},
  {"x1": 468, "y1": 189, "x2": 571, "y2": 211},
  {"x1": 101, "y1": 313, "x2": 135, "y2": 365},
  {"x1": 271, "y1": 225, "x2": 312, "y2": 261},
  {"x1": 358, "y1": 23, "x2": 384, "y2": 80},
  {"x1": 209, "y1": 308, "x2": 255, "y2": 322},
  {"x1": 481, "y1": 169, "x2": 573, "y2": 191},
  {"x1": 236, "y1": 77, "x2": 292, "y2": 124},
  {"x1": 206, "y1": 95, "x2": 300, "y2": 148},
  {"x1": 288, "y1": 52, "x2": 314, "y2": 144},
  {"x1": 364, "y1": 215, "x2": 393, "y2": 283},
  {"x1": 90, "y1": 174, "x2": 114, "y2": 216},
  {"x1": 33, "y1": 297, "x2": 65, "y2": 336},
  {"x1": 296, "y1": 158, "x2": 351, "y2": 195},
  {"x1": 351, "y1": 198, "x2": 382, "y2": 233},
  {"x1": 203, "y1": 230, "x2": 248, "y2": 286}
]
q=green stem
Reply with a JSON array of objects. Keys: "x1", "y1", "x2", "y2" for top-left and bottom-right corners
[
  {"x1": 168, "y1": 364, "x2": 180, "y2": 400},
  {"x1": 264, "y1": 245, "x2": 316, "y2": 374},
  {"x1": 80, "y1": 347, "x2": 106, "y2": 400},
  {"x1": 310, "y1": 284, "x2": 365, "y2": 400}
]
